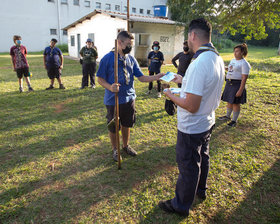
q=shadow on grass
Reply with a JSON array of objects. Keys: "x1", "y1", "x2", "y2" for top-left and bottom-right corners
[
  {"x1": 0, "y1": 140, "x2": 180, "y2": 223},
  {"x1": 210, "y1": 159, "x2": 280, "y2": 224}
]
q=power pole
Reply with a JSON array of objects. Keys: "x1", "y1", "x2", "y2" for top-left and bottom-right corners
[{"x1": 127, "y1": 0, "x2": 130, "y2": 32}]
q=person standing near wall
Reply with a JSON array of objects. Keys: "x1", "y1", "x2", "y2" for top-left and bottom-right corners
[
  {"x1": 147, "y1": 41, "x2": 164, "y2": 97},
  {"x1": 79, "y1": 38, "x2": 98, "y2": 89}
]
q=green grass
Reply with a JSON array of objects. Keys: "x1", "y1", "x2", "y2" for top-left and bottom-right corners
[{"x1": 0, "y1": 48, "x2": 279, "y2": 224}]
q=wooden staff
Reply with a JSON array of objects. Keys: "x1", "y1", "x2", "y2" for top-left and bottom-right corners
[{"x1": 114, "y1": 39, "x2": 121, "y2": 169}]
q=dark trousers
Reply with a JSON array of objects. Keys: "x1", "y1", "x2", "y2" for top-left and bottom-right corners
[
  {"x1": 171, "y1": 126, "x2": 214, "y2": 214},
  {"x1": 82, "y1": 62, "x2": 96, "y2": 87},
  {"x1": 148, "y1": 71, "x2": 161, "y2": 92}
]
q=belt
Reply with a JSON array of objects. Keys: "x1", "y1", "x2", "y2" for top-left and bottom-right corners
[{"x1": 226, "y1": 79, "x2": 241, "y2": 82}]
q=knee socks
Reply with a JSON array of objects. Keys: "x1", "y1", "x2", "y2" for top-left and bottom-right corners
[
  {"x1": 232, "y1": 111, "x2": 240, "y2": 122},
  {"x1": 226, "y1": 108, "x2": 233, "y2": 118}
]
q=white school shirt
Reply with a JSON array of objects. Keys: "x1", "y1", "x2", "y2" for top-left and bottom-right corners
[
  {"x1": 226, "y1": 58, "x2": 251, "y2": 80},
  {"x1": 177, "y1": 51, "x2": 225, "y2": 134}
]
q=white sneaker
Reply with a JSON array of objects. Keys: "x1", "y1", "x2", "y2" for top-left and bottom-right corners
[
  {"x1": 157, "y1": 92, "x2": 161, "y2": 98},
  {"x1": 146, "y1": 90, "x2": 151, "y2": 95}
]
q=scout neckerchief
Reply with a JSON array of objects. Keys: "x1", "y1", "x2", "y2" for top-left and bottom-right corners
[
  {"x1": 111, "y1": 48, "x2": 130, "y2": 85},
  {"x1": 191, "y1": 43, "x2": 219, "y2": 63}
]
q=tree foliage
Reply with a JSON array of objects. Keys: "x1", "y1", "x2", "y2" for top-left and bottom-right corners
[{"x1": 167, "y1": 0, "x2": 280, "y2": 40}]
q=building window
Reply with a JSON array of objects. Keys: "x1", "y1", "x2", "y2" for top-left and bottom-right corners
[
  {"x1": 115, "y1": 5, "x2": 120, "y2": 11},
  {"x1": 105, "y1": 3, "x2": 111, "y2": 10},
  {"x1": 84, "y1": 0, "x2": 90, "y2": 7},
  {"x1": 48, "y1": 0, "x2": 54, "y2": 2},
  {"x1": 147, "y1": 9, "x2": 151, "y2": 15},
  {"x1": 96, "y1": 2, "x2": 101, "y2": 9},
  {"x1": 139, "y1": 8, "x2": 144, "y2": 14},
  {"x1": 139, "y1": 34, "x2": 149, "y2": 46},
  {"x1": 124, "y1": 6, "x2": 127, "y2": 12},
  {"x1": 50, "y1": 29, "x2": 57, "y2": 35},
  {"x1": 73, "y1": 0, "x2": 79, "y2": 6},
  {"x1": 61, "y1": 0, "x2": 68, "y2": 4},
  {"x1": 132, "y1": 7, "x2": 136, "y2": 13},
  {"x1": 63, "y1": 30, "x2": 67, "y2": 35},
  {"x1": 71, "y1": 36, "x2": 75, "y2": 46}
]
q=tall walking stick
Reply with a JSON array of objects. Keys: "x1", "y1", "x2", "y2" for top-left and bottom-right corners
[{"x1": 114, "y1": 39, "x2": 121, "y2": 169}]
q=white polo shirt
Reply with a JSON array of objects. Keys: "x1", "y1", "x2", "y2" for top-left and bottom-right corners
[{"x1": 177, "y1": 51, "x2": 225, "y2": 134}]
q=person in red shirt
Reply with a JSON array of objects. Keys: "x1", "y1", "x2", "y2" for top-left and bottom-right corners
[{"x1": 10, "y1": 35, "x2": 34, "y2": 93}]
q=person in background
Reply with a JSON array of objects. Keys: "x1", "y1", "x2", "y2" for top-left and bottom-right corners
[
  {"x1": 79, "y1": 38, "x2": 98, "y2": 89},
  {"x1": 147, "y1": 41, "x2": 164, "y2": 97},
  {"x1": 171, "y1": 40, "x2": 194, "y2": 87},
  {"x1": 10, "y1": 35, "x2": 34, "y2": 93},
  {"x1": 218, "y1": 43, "x2": 251, "y2": 127},
  {"x1": 159, "y1": 18, "x2": 225, "y2": 217},
  {"x1": 97, "y1": 31, "x2": 164, "y2": 162},
  {"x1": 44, "y1": 38, "x2": 65, "y2": 90}
]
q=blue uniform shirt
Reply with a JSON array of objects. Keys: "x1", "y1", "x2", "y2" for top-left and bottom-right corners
[
  {"x1": 43, "y1": 46, "x2": 62, "y2": 68},
  {"x1": 148, "y1": 51, "x2": 164, "y2": 73},
  {"x1": 96, "y1": 51, "x2": 144, "y2": 105}
]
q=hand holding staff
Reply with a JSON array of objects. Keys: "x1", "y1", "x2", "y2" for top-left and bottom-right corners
[{"x1": 114, "y1": 39, "x2": 121, "y2": 169}]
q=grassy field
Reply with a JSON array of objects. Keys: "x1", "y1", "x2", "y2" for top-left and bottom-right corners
[{"x1": 0, "y1": 47, "x2": 279, "y2": 224}]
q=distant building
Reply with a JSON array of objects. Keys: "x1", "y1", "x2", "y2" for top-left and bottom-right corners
[
  {"x1": 63, "y1": 10, "x2": 184, "y2": 64},
  {"x1": 0, "y1": 0, "x2": 167, "y2": 52}
]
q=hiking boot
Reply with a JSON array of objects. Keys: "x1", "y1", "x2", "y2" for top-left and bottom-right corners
[
  {"x1": 59, "y1": 84, "x2": 66, "y2": 89},
  {"x1": 157, "y1": 92, "x2": 162, "y2": 98},
  {"x1": 196, "y1": 192, "x2": 206, "y2": 201},
  {"x1": 28, "y1": 87, "x2": 34, "y2": 92},
  {"x1": 218, "y1": 115, "x2": 231, "y2": 121},
  {"x1": 113, "y1": 148, "x2": 122, "y2": 162},
  {"x1": 123, "y1": 145, "x2": 137, "y2": 156},
  {"x1": 227, "y1": 121, "x2": 237, "y2": 127},
  {"x1": 46, "y1": 85, "x2": 54, "y2": 90},
  {"x1": 19, "y1": 87, "x2": 24, "y2": 93},
  {"x1": 158, "y1": 200, "x2": 188, "y2": 217}
]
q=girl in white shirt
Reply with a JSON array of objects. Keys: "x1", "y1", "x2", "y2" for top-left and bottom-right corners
[{"x1": 219, "y1": 43, "x2": 251, "y2": 127}]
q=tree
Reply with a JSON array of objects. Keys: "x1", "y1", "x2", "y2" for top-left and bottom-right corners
[{"x1": 167, "y1": 0, "x2": 280, "y2": 53}]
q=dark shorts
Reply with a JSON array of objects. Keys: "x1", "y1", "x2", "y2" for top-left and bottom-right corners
[
  {"x1": 47, "y1": 67, "x2": 61, "y2": 79},
  {"x1": 106, "y1": 100, "x2": 136, "y2": 133},
  {"x1": 221, "y1": 80, "x2": 247, "y2": 104},
  {"x1": 16, "y1": 67, "x2": 29, "y2": 79}
]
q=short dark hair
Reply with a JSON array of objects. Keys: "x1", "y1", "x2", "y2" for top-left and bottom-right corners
[
  {"x1": 183, "y1": 40, "x2": 188, "y2": 46},
  {"x1": 188, "y1": 18, "x2": 212, "y2": 41},
  {"x1": 234, "y1": 43, "x2": 248, "y2": 57},
  {"x1": 117, "y1": 31, "x2": 134, "y2": 41},
  {"x1": 51, "y1": 38, "x2": 58, "y2": 43},
  {"x1": 13, "y1": 35, "x2": 21, "y2": 41}
]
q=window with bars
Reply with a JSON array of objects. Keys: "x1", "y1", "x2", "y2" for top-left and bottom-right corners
[
  {"x1": 71, "y1": 36, "x2": 75, "y2": 46},
  {"x1": 73, "y1": 0, "x2": 79, "y2": 6},
  {"x1": 50, "y1": 29, "x2": 57, "y2": 35},
  {"x1": 96, "y1": 2, "x2": 101, "y2": 9}
]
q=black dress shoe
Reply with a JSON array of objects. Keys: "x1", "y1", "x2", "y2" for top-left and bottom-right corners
[{"x1": 158, "y1": 200, "x2": 188, "y2": 217}]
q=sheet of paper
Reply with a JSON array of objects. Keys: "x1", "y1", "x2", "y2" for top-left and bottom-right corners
[{"x1": 160, "y1": 72, "x2": 176, "y2": 82}]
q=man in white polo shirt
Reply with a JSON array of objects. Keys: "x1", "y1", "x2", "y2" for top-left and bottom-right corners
[{"x1": 159, "y1": 18, "x2": 225, "y2": 216}]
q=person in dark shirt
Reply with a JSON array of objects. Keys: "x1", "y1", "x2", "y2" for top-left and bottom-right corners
[
  {"x1": 172, "y1": 40, "x2": 194, "y2": 87},
  {"x1": 43, "y1": 38, "x2": 65, "y2": 90},
  {"x1": 147, "y1": 41, "x2": 164, "y2": 97},
  {"x1": 79, "y1": 38, "x2": 98, "y2": 89}
]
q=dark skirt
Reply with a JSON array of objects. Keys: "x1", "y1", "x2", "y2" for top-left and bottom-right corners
[{"x1": 221, "y1": 80, "x2": 247, "y2": 104}]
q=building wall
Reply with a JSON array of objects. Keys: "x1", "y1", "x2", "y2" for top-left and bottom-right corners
[
  {"x1": 0, "y1": 0, "x2": 167, "y2": 52},
  {"x1": 67, "y1": 14, "x2": 127, "y2": 59},
  {"x1": 67, "y1": 14, "x2": 184, "y2": 64}
]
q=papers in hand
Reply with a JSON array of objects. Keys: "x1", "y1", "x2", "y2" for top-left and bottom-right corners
[
  {"x1": 160, "y1": 72, "x2": 176, "y2": 82},
  {"x1": 163, "y1": 88, "x2": 181, "y2": 95}
]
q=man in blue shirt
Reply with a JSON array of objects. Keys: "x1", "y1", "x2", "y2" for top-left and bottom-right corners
[
  {"x1": 43, "y1": 38, "x2": 65, "y2": 90},
  {"x1": 97, "y1": 31, "x2": 163, "y2": 162}
]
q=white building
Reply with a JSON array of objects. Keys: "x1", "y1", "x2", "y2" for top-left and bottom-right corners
[
  {"x1": 64, "y1": 10, "x2": 184, "y2": 64},
  {"x1": 0, "y1": 0, "x2": 167, "y2": 52}
]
